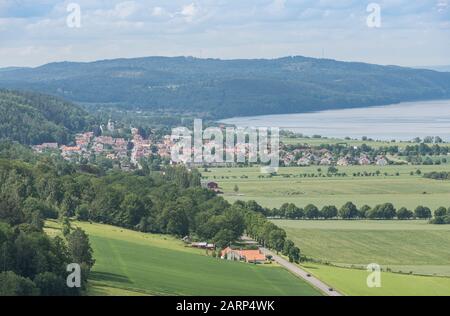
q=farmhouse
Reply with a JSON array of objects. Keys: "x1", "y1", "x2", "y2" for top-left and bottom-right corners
[
  {"x1": 376, "y1": 157, "x2": 388, "y2": 166},
  {"x1": 297, "y1": 157, "x2": 311, "y2": 166},
  {"x1": 337, "y1": 157, "x2": 350, "y2": 166},
  {"x1": 221, "y1": 247, "x2": 267, "y2": 264},
  {"x1": 359, "y1": 156, "x2": 371, "y2": 165},
  {"x1": 319, "y1": 158, "x2": 332, "y2": 166},
  {"x1": 205, "y1": 181, "x2": 223, "y2": 193}
]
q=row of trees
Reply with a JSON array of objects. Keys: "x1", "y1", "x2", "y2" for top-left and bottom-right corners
[
  {"x1": 423, "y1": 171, "x2": 450, "y2": 180},
  {"x1": 267, "y1": 202, "x2": 445, "y2": 220},
  {"x1": 244, "y1": 209, "x2": 300, "y2": 263}
]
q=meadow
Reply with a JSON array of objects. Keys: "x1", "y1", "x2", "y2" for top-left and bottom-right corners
[
  {"x1": 44, "y1": 220, "x2": 321, "y2": 296},
  {"x1": 273, "y1": 220, "x2": 450, "y2": 276},
  {"x1": 204, "y1": 165, "x2": 450, "y2": 210},
  {"x1": 301, "y1": 262, "x2": 450, "y2": 296},
  {"x1": 282, "y1": 136, "x2": 450, "y2": 149}
]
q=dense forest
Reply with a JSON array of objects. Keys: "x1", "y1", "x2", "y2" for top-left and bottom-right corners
[
  {"x1": 0, "y1": 157, "x2": 95, "y2": 295},
  {"x1": 1, "y1": 56, "x2": 450, "y2": 118},
  {"x1": 0, "y1": 146, "x2": 300, "y2": 295},
  {"x1": 0, "y1": 90, "x2": 93, "y2": 145}
]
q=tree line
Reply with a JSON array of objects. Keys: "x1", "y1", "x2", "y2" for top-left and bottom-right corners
[
  {"x1": 264, "y1": 202, "x2": 450, "y2": 222},
  {"x1": 423, "y1": 171, "x2": 450, "y2": 180}
]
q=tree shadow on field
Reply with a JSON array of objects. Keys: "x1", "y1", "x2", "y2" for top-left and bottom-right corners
[{"x1": 90, "y1": 271, "x2": 133, "y2": 285}]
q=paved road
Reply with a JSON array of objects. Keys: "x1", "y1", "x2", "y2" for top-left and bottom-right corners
[{"x1": 260, "y1": 247, "x2": 343, "y2": 296}]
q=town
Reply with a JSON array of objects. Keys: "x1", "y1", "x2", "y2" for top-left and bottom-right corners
[
  {"x1": 31, "y1": 120, "x2": 449, "y2": 171},
  {"x1": 32, "y1": 119, "x2": 172, "y2": 171}
]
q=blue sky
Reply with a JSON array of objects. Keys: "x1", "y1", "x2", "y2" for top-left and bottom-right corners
[{"x1": 0, "y1": 0, "x2": 449, "y2": 67}]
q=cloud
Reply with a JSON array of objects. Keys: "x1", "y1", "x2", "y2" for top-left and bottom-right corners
[
  {"x1": 180, "y1": 3, "x2": 198, "y2": 22},
  {"x1": 0, "y1": 0, "x2": 449, "y2": 67},
  {"x1": 266, "y1": 0, "x2": 286, "y2": 13},
  {"x1": 114, "y1": 1, "x2": 137, "y2": 19},
  {"x1": 152, "y1": 6, "x2": 165, "y2": 17}
]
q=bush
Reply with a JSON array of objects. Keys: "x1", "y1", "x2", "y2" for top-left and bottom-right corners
[
  {"x1": 321, "y1": 205, "x2": 338, "y2": 219},
  {"x1": 434, "y1": 207, "x2": 448, "y2": 218},
  {"x1": 75, "y1": 204, "x2": 90, "y2": 221},
  {"x1": 397, "y1": 207, "x2": 413, "y2": 220},
  {"x1": 304, "y1": 204, "x2": 320, "y2": 219},
  {"x1": 414, "y1": 206, "x2": 432, "y2": 219},
  {"x1": 0, "y1": 271, "x2": 39, "y2": 296},
  {"x1": 339, "y1": 202, "x2": 359, "y2": 219}
]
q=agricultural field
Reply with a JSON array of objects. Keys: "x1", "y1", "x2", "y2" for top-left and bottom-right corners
[
  {"x1": 204, "y1": 165, "x2": 450, "y2": 210},
  {"x1": 281, "y1": 136, "x2": 450, "y2": 150},
  {"x1": 274, "y1": 220, "x2": 450, "y2": 277},
  {"x1": 44, "y1": 220, "x2": 321, "y2": 296},
  {"x1": 301, "y1": 263, "x2": 450, "y2": 296}
]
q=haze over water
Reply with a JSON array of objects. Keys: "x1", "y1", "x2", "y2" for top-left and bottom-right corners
[{"x1": 220, "y1": 100, "x2": 450, "y2": 141}]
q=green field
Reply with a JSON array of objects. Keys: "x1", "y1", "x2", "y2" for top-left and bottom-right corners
[
  {"x1": 281, "y1": 136, "x2": 450, "y2": 150},
  {"x1": 204, "y1": 165, "x2": 450, "y2": 209},
  {"x1": 301, "y1": 263, "x2": 450, "y2": 296},
  {"x1": 273, "y1": 220, "x2": 450, "y2": 277},
  {"x1": 45, "y1": 220, "x2": 321, "y2": 296}
]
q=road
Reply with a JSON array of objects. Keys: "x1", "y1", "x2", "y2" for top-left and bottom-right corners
[{"x1": 260, "y1": 247, "x2": 343, "y2": 296}]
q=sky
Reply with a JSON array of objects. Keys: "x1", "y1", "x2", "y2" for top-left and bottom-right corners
[{"x1": 0, "y1": 0, "x2": 449, "y2": 68}]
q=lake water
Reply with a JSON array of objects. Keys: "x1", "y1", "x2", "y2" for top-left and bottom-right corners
[{"x1": 219, "y1": 100, "x2": 450, "y2": 141}]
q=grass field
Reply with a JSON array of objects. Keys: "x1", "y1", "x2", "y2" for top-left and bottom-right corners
[
  {"x1": 273, "y1": 220, "x2": 450, "y2": 277},
  {"x1": 45, "y1": 220, "x2": 321, "y2": 296},
  {"x1": 281, "y1": 136, "x2": 450, "y2": 150},
  {"x1": 204, "y1": 165, "x2": 450, "y2": 209},
  {"x1": 301, "y1": 262, "x2": 450, "y2": 296}
]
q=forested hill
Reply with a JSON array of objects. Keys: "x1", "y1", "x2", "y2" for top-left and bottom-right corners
[
  {"x1": 0, "y1": 90, "x2": 92, "y2": 145},
  {"x1": 1, "y1": 56, "x2": 450, "y2": 118}
]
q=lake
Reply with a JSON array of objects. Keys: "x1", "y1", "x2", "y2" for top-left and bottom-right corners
[{"x1": 219, "y1": 100, "x2": 450, "y2": 141}]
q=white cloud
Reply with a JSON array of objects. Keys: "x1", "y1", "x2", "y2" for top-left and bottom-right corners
[
  {"x1": 114, "y1": 1, "x2": 137, "y2": 19},
  {"x1": 152, "y1": 6, "x2": 165, "y2": 17},
  {"x1": 180, "y1": 3, "x2": 197, "y2": 21},
  {"x1": 0, "y1": 0, "x2": 449, "y2": 67},
  {"x1": 272, "y1": 0, "x2": 286, "y2": 11},
  {"x1": 436, "y1": 0, "x2": 449, "y2": 12}
]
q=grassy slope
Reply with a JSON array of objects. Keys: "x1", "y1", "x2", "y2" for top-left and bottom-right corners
[
  {"x1": 205, "y1": 165, "x2": 450, "y2": 209},
  {"x1": 45, "y1": 220, "x2": 321, "y2": 296},
  {"x1": 273, "y1": 220, "x2": 450, "y2": 276}
]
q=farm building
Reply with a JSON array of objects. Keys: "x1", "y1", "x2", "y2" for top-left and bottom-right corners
[
  {"x1": 376, "y1": 157, "x2": 388, "y2": 166},
  {"x1": 204, "y1": 181, "x2": 223, "y2": 193},
  {"x1": 221, "y1": 247, "x2": 267, "y2": 264},
  {"x1": 207, "y1": 181, "x2": 219, "y2": 190}
]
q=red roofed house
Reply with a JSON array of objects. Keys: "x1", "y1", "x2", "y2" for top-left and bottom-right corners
[{"x1": 220, "y1": 247, "x2": 266, "y2": 264}]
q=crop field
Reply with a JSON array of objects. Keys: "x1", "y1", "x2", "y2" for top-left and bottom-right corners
[
  {"x1": 301, "y1": 263, "x2": 450, "y2": 296},
  {"x1": 273, "y1": 220, "x2": 450, "y2": 277},
  {"x1": 44, "y1": 220, "x2": 321, "y2": 296},
  {"x1": 281, "y1": 137, "x2": 450, "y2": 150},
  {"x1": 204, "y1": 165, "x2": 450, "y2": 209}
]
